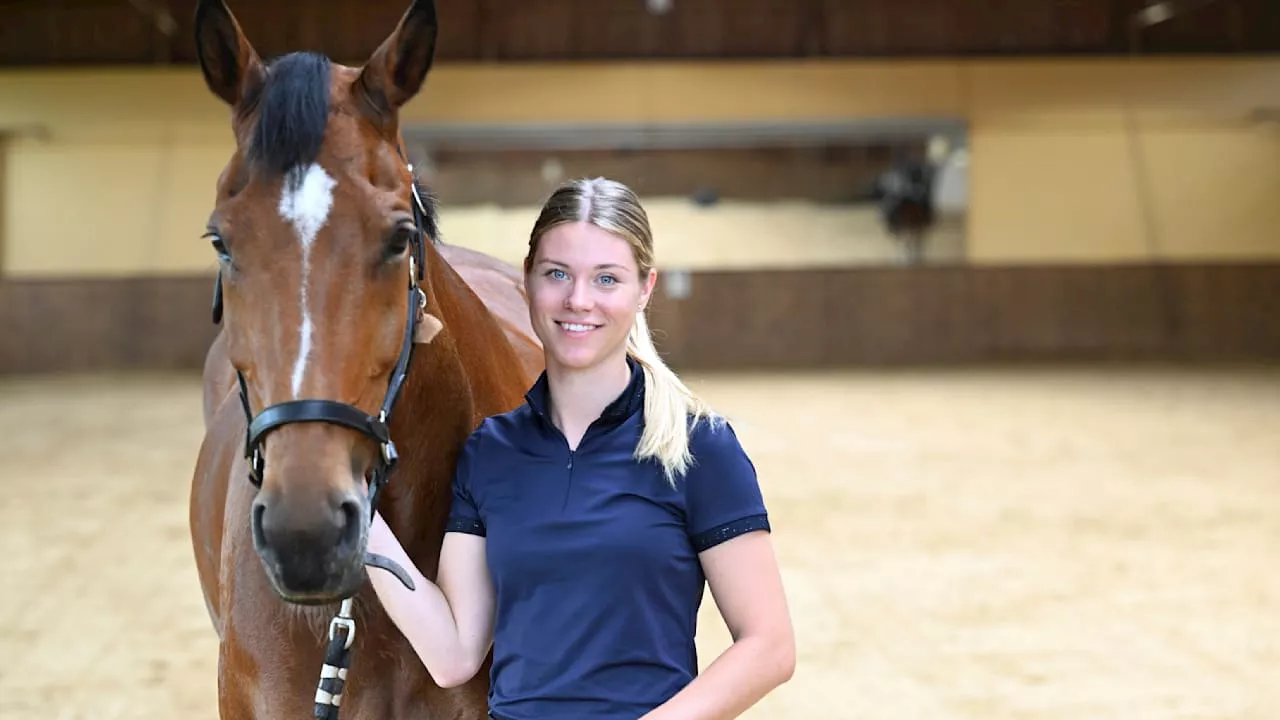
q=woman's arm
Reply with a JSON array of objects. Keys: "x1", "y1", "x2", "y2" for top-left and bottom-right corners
[
  {"x1": 365, "y1": 511, "x2": 495, "y2": 688},
  {"x1": 640, "y1": 530, "x2": 795, "y2": 720}
]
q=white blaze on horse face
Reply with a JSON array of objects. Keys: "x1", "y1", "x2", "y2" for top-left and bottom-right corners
[{"x1": 277, "y1": 163, "x2": 337, "y2": 399}]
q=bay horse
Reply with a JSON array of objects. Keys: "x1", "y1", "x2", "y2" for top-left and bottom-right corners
[{"x1": 187, "y1": 0, "x2": 542, "y2": 717}]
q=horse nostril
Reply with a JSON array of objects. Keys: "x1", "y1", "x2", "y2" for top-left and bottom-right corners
[
  {"x1": 338, "y1": 497, "x2": 364, "y2": 549},
  {"x1": 251, "y1": 499, "x2": 268, "y2": 548}
]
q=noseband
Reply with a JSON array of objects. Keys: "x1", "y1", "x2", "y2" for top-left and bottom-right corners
[{"x1": 210, "y1": 151, "x2": 429, "y2": 720}]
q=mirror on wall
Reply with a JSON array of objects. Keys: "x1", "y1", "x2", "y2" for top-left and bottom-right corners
[{"x1": 405, "y1": 120, "x2": 968, "y2": 271}]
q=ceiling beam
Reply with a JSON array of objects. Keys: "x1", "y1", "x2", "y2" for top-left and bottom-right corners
[{"x1": 404, "y1": 119, "x2": 968, "y2": 152}]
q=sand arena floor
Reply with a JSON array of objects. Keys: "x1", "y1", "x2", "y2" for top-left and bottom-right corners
[{"x1": 1, "y1": 365, "x2": 1277, "y2": 719}]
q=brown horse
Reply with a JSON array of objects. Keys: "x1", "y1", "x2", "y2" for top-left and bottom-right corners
[{"x1": 187, "y1": 0, "x2": 542, "y2": 717}]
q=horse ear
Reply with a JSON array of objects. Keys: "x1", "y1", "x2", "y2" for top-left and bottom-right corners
[
  {"x1": 356, "y1": 0, "x2": 438, "y2": 118},
  {"x1": 194, "y1": 0, "x2": 265, "y2": 107}
]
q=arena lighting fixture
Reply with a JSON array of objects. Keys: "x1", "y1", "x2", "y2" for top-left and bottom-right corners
[
  {"x1": 1130, "y1": 0, "x2": 1225, "y2": 28},
  {"x1": 646, "y1": 0, "x2": 673, "y2": 16}
]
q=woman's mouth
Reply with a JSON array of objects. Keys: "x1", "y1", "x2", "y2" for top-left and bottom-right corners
[{"x1": 556, "y1": 321, "x2": 600, "y2": 336}]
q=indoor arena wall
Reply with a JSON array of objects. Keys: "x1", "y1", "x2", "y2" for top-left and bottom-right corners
[{"x1": 2, "y1": 57, "x2": 1278, "y2": 371}]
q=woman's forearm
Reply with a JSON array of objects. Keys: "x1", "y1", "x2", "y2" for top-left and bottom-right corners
[
  {"x1": 365, "y1": 514, "x2": 490, "y2": 688},
  {"x1": 639, "y1": 634, "x2": 795, "y2": 720}
]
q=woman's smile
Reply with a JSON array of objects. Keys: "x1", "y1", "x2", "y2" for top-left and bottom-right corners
[{"x1": 556, "y1": 320, "x2": 602, "y2": 337}]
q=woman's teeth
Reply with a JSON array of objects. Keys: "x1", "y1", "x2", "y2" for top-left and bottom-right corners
[{"x1": 558, "y1": 322, "x2": 597, "y2": 332}]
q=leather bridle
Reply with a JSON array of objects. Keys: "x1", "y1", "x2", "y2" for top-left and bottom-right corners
[{"x1": 210, "y1": 147, "x2": 427, "y2": 720}]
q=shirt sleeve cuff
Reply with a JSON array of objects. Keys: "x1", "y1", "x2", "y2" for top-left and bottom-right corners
[
  {"x1": 446, "y1": 517, "x2": 486, "y2": 537},
  {"x1": 690, "y1": 513, "x2": 770, "y2": 552}
]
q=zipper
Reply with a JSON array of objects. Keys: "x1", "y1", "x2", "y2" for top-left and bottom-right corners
[
  {"x1": 533, "y1": 403, "x2": 589, "y2": 512},
  {"x1": 561, "y1": 446, "x2": 576, "y2": 512}
]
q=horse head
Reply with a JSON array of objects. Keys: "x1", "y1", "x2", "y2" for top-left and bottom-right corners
[{"x1": 195, "y1": 0, "x2": 442, "y2": 605}]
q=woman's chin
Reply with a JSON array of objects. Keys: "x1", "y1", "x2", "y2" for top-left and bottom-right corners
[
  {"x1": 546, "y1": 341, "x2": 625, "y2": 373},
  {"x1": 549, "y1": 348, "x2": 603, "y2": 371}
]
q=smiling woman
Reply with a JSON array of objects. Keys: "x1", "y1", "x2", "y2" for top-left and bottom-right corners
[{"x1": 364, "y1": 176, "x2": 796, "y2": 720}]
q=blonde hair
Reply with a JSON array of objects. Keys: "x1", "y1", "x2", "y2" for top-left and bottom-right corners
[{"x1": 526, "y1": 177, "x2": 720, "y2": 486}]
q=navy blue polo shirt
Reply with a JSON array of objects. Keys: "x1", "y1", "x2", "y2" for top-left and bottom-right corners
[{"x1": 446, "y1": 358, "x2": 771, "y2": 720}]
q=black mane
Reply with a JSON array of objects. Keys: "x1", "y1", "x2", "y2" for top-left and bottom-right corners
[
  {"x1": 410, "y1": 175, "x2": 442, "y2": 246},
  {"x1": 245, "y1": 51, "x2": 441, "y2": 244},
  {"x1": 247, "y1": 52, "x2": 331, "y2": 184}
]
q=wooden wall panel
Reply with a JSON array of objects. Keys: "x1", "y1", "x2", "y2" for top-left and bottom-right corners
[
  {"x1": 646, "y1": 263, "x2": 1280, "y2": 369},
  {"x1": 4, "y1": 0, "x2": 1276, "y2": 67},
  {"x1": 5, "y1": 264, "x2": 1276, "y2": 375},
  {"x1": 0, "y1": 276, "x2": 220, "y2": 374}
]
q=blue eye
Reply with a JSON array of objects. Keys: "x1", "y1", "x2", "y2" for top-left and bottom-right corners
[
  {"x1": 597, "y1": 274, "x2": 617, "y2": 286},
  {"x1": 546, "y1": 268, "x2": 567, "y2": 280}
]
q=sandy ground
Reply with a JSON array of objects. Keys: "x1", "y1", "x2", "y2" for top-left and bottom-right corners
[{"x1": 1, "y1": 365, "x2": 1277, "y2": 719}]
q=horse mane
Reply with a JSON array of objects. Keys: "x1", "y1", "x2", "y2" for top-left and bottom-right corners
[
  {"x1": 246, "y1": 52, "x2": 331, "y2": 185},
  {"x1": 410, "y1": 174, "x2": 442, "y2": 246},
  {"x1": 242, "y1": 50, "x2": 442, "y2": 245}
]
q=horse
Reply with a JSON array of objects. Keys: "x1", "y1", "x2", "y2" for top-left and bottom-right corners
[
  {"x1": 867, "y1": 158, "x2": 936, "y2": 266},
  {"x1": 186, "y1": 1, "x2": 543, "y2": 718}
]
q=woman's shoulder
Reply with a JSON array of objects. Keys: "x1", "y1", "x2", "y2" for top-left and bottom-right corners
[
  {"x1": 461, "y1": 403, "x2": 540, "y2": 455},
  {"x1": 681, "y1": 414, "x2": 759, "y2": 485},
  {"x1": 454, "y1": 405, "x2": 539, "y2": 487},
  {"x1": 687, "y1": 413, "x2": 744, "y2": 458}
]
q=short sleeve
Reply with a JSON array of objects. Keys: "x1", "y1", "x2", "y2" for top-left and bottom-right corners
[
  {"x1": 684, "y1": 420, "x2": 770, "y2": 552},
  {"x1": 445, "y1": 428, "x2": 486, "y2": 537}
]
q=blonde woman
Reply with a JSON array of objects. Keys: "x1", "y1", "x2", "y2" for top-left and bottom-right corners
[{"x1": 367, "y1": 177, "x2": 794, "y2": 720}]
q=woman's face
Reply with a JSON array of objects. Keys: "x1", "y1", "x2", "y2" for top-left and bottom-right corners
[{"x1": 526, "y1": 221, "x2": 656, "y2": 373}]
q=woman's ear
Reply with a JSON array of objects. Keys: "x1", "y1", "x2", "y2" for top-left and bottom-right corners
[{"x1": 639, "y1": 268, "x2": 658, "y2": 311}]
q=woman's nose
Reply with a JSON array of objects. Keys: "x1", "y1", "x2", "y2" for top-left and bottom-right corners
[{"x1": 564, "y1": 280, "x2": 592, "y2": 310}]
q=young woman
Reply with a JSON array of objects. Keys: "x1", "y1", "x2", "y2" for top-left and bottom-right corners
[{"x1": 366, "y1": 177, "x2": 795, "y2": 720}]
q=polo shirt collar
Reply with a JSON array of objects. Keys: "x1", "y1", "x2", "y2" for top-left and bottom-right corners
[{"x1": 525, "y1": 356, "x2": 646, "y2": 426}]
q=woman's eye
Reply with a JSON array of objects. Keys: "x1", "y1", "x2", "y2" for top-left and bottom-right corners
[
  {"x1": 597, "y1": 274, "x2": 617, "y2": 286},
  {"x1": 547, "y1": 269, "x2": 567, "y2": 280}
]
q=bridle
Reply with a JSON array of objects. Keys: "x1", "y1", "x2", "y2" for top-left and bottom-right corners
[{"x1": 210, "y1": 147, "x2": 428, "y2": 720}]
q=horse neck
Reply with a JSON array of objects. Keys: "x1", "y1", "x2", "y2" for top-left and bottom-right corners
[{"x1": 379, "y1": 244, "x2": 532, "y2": 572}]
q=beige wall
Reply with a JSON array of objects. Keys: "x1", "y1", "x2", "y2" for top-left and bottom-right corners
[
  {"x1": 965, "y1": 60, "x2": 1280, "y2": 263},
  {"x1": 2, "y1": 57, "x2": 1278, "y2": 278}
]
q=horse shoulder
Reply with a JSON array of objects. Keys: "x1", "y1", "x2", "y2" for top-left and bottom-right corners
[
  {"x1": 437, "y1": 244, "x2": 544, "y2": 378},
  {"x1": 190, "y1": 379, "x2": 248, "y2": 640}
]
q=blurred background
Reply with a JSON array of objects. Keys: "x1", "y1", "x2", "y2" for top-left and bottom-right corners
[{"x1": 1, "y1": 1, "x2": 1277, "y2": 718}]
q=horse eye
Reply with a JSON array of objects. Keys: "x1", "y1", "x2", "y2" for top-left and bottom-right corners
[
  {"x1": 204, "y1": 231, "x2": 232, "y2": 263},
  {"x1": 385, "y1": 224, "x2": 415, "y2": 258}
]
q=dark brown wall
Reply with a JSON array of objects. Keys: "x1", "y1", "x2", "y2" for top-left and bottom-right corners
[
  {"x1": 646, "y1": 263, "x2": 1280, "y2": 368},
  {"x1": 0, "y1": 276, "x2": 221, "y2": 375},
  {"x1": 5, "y1": 0, "x2": 1277, "y2": 67},
  {"x1": 3, "y1": 263, "x2": 1278, "y2": 375}
]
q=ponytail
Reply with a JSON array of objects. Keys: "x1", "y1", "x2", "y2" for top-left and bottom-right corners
[{"x1": 626, "y1": 310, "x2": 721, "y2": 487}]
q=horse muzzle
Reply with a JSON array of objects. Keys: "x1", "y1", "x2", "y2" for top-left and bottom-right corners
[{"x1": 251, "y1": 484, "x2": 370, "y2": 604}]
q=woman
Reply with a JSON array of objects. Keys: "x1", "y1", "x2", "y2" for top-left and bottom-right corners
[{"x1": 366, "y1": 177, "x2": 795, "y2": 720}]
